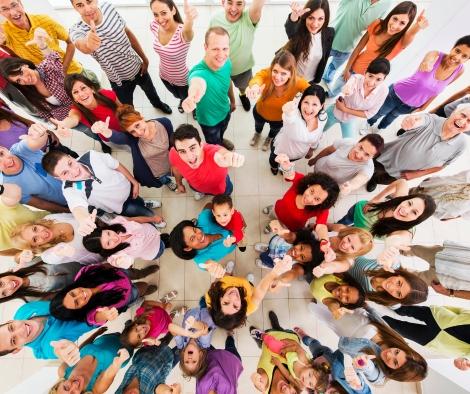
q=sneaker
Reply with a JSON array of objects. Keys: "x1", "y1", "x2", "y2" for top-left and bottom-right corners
[
  {"x1": 250, "y1": 325, "x2": 263, "y2": 348},
  {"x1": 255, "y1": 258, "x2": 271, "y2": 269},
  {"x1": 246, "y1": 273, "x2": 255, "y2": 283},
  {"x1": 155, "y1": 101, "x2": 172, "y2": 114},
  {"x1": 127, "y1": 264, "x2": 159, "y2": 279},
  {"x1": 100, "y1": 142, "x2": 112, "y2": 154},
  {"x1": 250, "y1": 327, "x2": 265, "y2": 341},
  {"x1": 262, "y1": 137, "x2": 272, "y2": 152},
  {"x1": 293, "y1": 326, "x2": 306, "y2": 339},
  {"x1": 262, "y1": 205, "x2": 273, "y2": 215},
  {"x1": 270, "y1": 167, "x2": 279, "y2": 176},
  {"x1": 238, "y1": 246, "x2": 246, "y2": 252},
  {"x1": 165, "y1": 177, "x2": 178, "y2": 192},
  {"x1": 222, "y1": 138, "x2": 234, "y2": 151},
  {"x1": 366, "y1": 179, "x2": 378, "y2": 192},
  {"x1": 250, "y1": 132, "x2": 261, "y2": 147},
  {"x1": 178, "y1": 100, "x2": 184, "y2": 114},
  {"x1": 193, "y1": 191, "x2": 206, "y2": 201},
  {"x1": 225, "y1": 260, "x2": 235, "y2": 275},
  {"x1": 170, "y1": 306, "x2": 188, "y2": 319},
  {"x1": 254, "y1": 243, "x2": 269, "y2": 253},
  {"x1": 359, "y1": 123, "x2": 374, "y2": 135},
  {"x1": 239, "y1": 93, "x2": 251, "y2": 111},
  {"x1": 159, "y1": 290, "x2": 178, "y2": 304},
  {"x1": 263, "y1": 224, "x2": 272, "y2": 234},
  {"x1": 144, "y1": 199, "x2": 162, "y2": 209},
  {"x1": 396, "y1": 128, "x2": 406, "y2": 136},
  {"x1": 153, "y1": 219, "x2": 167, "y2": 229}
]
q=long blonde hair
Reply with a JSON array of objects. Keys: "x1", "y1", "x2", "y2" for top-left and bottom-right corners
[
  {"x1": 260, "y1": 50, "x2": 298, "y2": 102},
  {"x1": 335, "y1": 227, "x2": 373, "y2": 259},
  {"x1": 10, "y1": 219, "x2": 66, "y2": 254}
]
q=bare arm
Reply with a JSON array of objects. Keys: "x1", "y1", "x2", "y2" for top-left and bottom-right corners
[
  {"x1": 27, "y1": 196, "x2": 68, "y2": 213},
  {"x1": 402, "y1": 10, "x2": 428, "y2": 48},
  {"x1": 308, "y1": 145, "x2": 336, "y2": 166},
  {"x1": 430, "y1": 85, "x2": 470, "y2": 113},
  {"x1": 251, "y1": 271, "x2": 282, "y2": 311},
  {"x1": 249, "y1": 0, "x2": 266, "y2": 24},
  {"x1": 125, "y1": 27, "x2": 148, "y2": 74},
  {"x1": 182, "y1": 0, "x2": 197, "y2": 42},
  {"x1": 62, "y1": 37, "x2": 76, "y2": 73},
  {"x1": 369, "y1": 178, "x2": 409, "y2": 203},
  {"x1": 401, "y1": 166, "x2": 444, "y2": 181}
]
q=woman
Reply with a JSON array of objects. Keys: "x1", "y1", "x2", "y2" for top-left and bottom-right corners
[
  {"x1": 284, "y1": 0, "x2": 335, "y2": 83},
  {"x1": 0, "y1": 106, "x2": 32, "y2": 149},
  {"x1": 0, "y1": 260, "x2": 81, "y2": 303},
  {"x1": 50, "y1": 264, "x2": 157, "y2": 326},
  {"x1": 270, "y1": 84, "x2": 327, "y2": 175},
  {"x1": 150, "y1": 0, "x2": 197, "y2": 113},
  {"x1": 246, "y1": 50, "x2": 310, "y2": 151},
  {"x1": 329, "y1": 1, "x2": 428, "y2": 97},
  {"x1": 116, "y1": 104, "x2": 177, "y2": 191},
  {"x1": 368, "y1": 35, "x2": 470, "y2": 131},
  {"x1": 338, "y1": 321, "x2": 428, "y2": 384}
]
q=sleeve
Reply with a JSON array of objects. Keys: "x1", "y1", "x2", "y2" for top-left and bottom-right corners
[
  {"x1": 290, "y1": 172, "x2": 305, "y2": 184},
  {"x1": 230, "y1": 211, "x2": 245, "y2": 243},
  {"x1": 359, "y1": 161, "x2": 375, "y2": 179},
  {"x1": 69, "y1": 23, "x2": 87, "y2": 43},
  {"x1": 249, "y1": 68, "x2": 269, "y2": 88},
  {"x1": 14, "y1": 301, "x2": 51, "y2": 320},
  {"x1": 284, "y1": 14, "x2": 300, "y2": 39},
  {"x1": 11, "y1": 139, "x2": 42, "y2": 158},
  {"x1": 367, "y1": 19, "x2": 380, "y2": 36},
  {"x1": 444, "y1": 138, "x2": 467, "y2": 166},
  {"x1": 314, "y1": 209, "x2": 329, "y2": 225},
  {"x1": 63, "y1": 184, "x2": 89, "y2": 211},
  {"x1": 297, "y1": 77, "x2": 310, "y2": 92},
  {"x1": 38, "y1": 51, "x2": 64, "y2": 79},
  {"x1": 99, "y1": 151, "x2": 120, "y2": 170},
  {"x1": 45, "y1": 16, "x2": 69, "y2": 41},
  {"x1": 333, "y1": 138, "x2": 351, "y2": 150}
]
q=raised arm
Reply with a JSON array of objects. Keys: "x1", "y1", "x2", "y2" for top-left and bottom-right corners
[
  {"x1": 341, "y1": 32, "x2": 369, "y2": 81},
  {"x1": 182, "y1": 77, "x2": 207, "y2": 113},
  {"x1": 369, "y1": 178, "x2": 409, "y2": 203},
  {"x1": 182, "y1": 0, "x2": 197, "y2": 42},
  {"x1": 73, "y1": 20, "x2": 101, "y2": 55},
  {"x1": 402, "y1": 10, "x2": 429, "y2": 49},
  {"x1": 93, "y1": 349, "x2": 129, "y2": 394},
  {"x1": 249, "y1": 0, "x2": 267, "y2": 24},
  {"x1": 308, "y1": 144, "x2": 336, "y2": 166},
  {"x1": 430, "y1": 85, "x2": 470, "y2": 113}
]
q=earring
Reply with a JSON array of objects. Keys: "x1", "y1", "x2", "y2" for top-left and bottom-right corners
[{"x1": 318, "y1": 109, "x2": 327, "y2": 122}]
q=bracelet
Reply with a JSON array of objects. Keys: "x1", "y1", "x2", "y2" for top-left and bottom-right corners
[{"x1": 0, "y1": 184, "x2": 4, "y2": 195}]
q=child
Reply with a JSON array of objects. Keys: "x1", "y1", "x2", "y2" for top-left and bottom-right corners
[{"x1": 211, "y1": 194, "x2": 247, "y2": 252}]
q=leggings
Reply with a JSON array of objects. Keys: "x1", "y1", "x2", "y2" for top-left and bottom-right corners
[{"x1": 224, "y1": 335, "x2": 241, "y2": 361}]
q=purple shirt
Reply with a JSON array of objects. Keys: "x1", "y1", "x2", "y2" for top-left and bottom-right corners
[
  {"x1": 0, "y1": 121, "x2": 27, "y2": 149},
  {"x1": 196, "y1": 350, "x2": 243, "y2": 394},
  {"x1": 394, "y1": 52, "x2": 463, "y2": 107}
]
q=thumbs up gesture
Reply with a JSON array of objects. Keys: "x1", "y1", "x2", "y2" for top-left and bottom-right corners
[
  {"x1": 26, "y1": 27, "x2": 50, "y2": 50},
  {"x1": 86, "y1": 20, "x2": 101, "y2": 52},
  {"x1": 245, "y1": 83, "x2": 265, "y2": 101},
  {"x1": 91, "y1": 117, "x2": 112, "y2": 138},
  {"x1": 78, "y1": 209, "x2": 97, "y2": 236},
  {"x1": 51, "y1": 340, "x2": 80, "y2": 366}
]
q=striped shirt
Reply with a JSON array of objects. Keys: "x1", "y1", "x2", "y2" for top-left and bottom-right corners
[
  {"x1": 69, "y1": 2, "x2": 141, "y2": 85},
  {"x1": 150, "y1": 22, "x2": 189, "y2": 86}
]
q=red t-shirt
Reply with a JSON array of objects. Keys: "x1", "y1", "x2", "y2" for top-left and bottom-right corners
[
  {"x1": 223, "y1": 210, "x2": 246, "y2": 243},
  {"x1": 274, "y1": 172, "x2": 329, "y2": 231},
  {"x1": 169, "y1": 144, "x2": 229, "y2": 195}
]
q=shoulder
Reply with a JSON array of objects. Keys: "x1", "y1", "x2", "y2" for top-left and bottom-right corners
[
  {"x1": 99, "y1": 89, "x2": 117, "y2": 101},
  {"x1": 368, "y1": 19, "x2": 381, "y2": 33},
  {"x1": 324, "y1": 26, "x2": 335, "y2": 40}
]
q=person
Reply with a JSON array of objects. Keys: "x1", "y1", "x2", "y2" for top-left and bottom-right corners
[
  {"x1": 324, "y1": 57, "x2": 390, "y2": 138},
  {"x1": 270, "y1": 84, "x2": 327, "y2": 175},
  {"x1": 0, "y1": 106, "x2": 31, "y2": 149},
  {"x1": 0, "y1": 182, "x2": 47, "y2": 255},
  {"x1": 366, "y1": 107, "x2": 470, "y2": 191},
  {"x1": 10, "y1": 213, "x2": 102, "y2": 265},
  {"x1": 382, "y1": 305, "x2": 470, "y2": 358},
  {"x1": 284, "y1": 0, "x2": 335, "y2": 83},
  {"x1": 0, "y1": 0, "x2": 82, "y2": 74},
  {"x1": 116, "y1": 104, "x2": 177, "y2": 192},
  {"x1": 0, "y1": 123, "x2": 68, "y2": 213},
  {"x1": 322, "y1": 0, "x2": 394, "y2": 86},
  {"x1": 169, "y1": 124, "x2": 244, "y2": 200},
  {"x1": 41, "y1": 148, "x2": 160, "y2": 236},
  {"x1": 82, "y1": 216, "x2": 167, "y2": 269},
  {"x1": 210, "y1": 0, "x2": 267, "y2": 112},
  {"x1": 182, "y1": 26, "x2": 235, "y2": 148},
  {"x1": 329, "y1": 1, "x2": 428, "y2": 97},
  {"x1": 49, "y1": 264, "x2": 157, "y2": 327},
  {"x1": 246, "y1": 50, "x2": 310, "y2": 151},
  {"x1": 0, "y1": 28, "x2": 73, "y2": 121},
  {"x1": 430, "y1": 84, "x2": 470, "y2": 120},
  {"x1": 150, "y1": 0, "x2": 197, "y2": 113},
  {"x1": 48, "y1": 333, "x2": 130, "y2": 394},
  {"x1": 69, "y1": 0, "x2": 171, "y2": 113},
  {"x1": 0, "y1": 300, "x2": 91, "y2": 362},
  {"x1": 367, "y1": 35, "x2": 470, "y2": 131},
  {"x1": 309, "y1": 134, "x2": 384, "y2": 196},
  {"x1": 210, "y1": 194, "x2": 246, "y2": 252},
  {"x1": 410, "y1": 170, "x2": 470, "y2": 221},
  {"x1": 338, "y1": 322, "x2": 428, "y2": 384}
]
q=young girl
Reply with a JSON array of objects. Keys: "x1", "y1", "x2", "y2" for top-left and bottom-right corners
[
  {"x1": 284, "y1": 0, "x2": 334, "y2": 83},
  {"x1": 246, "y1": 50, "x2": 310, "y2": 151},
  {"x1": 150, "y1": 0, "x2": 197, "y2": 113},
  {"x1": 368, "y1": 35, "x2": 470, "y2": 131},
  {"x1": 324, "y1": 57, "x2": 390, "y2": 139},
  {"x1": 329, "y1": 1, "x2": 428, "y2": 97},
  {"x1": 82, "y1": 216, "x2": 168, "y2": 269},
  {"x1": 270, "y1": 84, "x2": 327, "y2": 175},
  {"x1": 50, "y1": 264, "x2": 157, "y2": 326}
]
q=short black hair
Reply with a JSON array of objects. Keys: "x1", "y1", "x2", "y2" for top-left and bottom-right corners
[
  {"x1": 212, "y1": 194, "x2": 233, "y2": 209},
  {"x1": 359, "y1": 133, "x2": 385, "y2": 157},
  {"x1": 296, "y1": 172, "x2": 339, "y2": 211},
  {"x1": 169, "y1": 220, "x2": 198, "y2": 260},
  {"x1": 172, "y1": 124, "x2": 201, "y2": 147},
  {"x1": 41, "y1": 150, "x2": 69, "y2": 176},
  {"x1": 366, "y1": 57, "x2": 390, "y2": 76},
  {"x1": 454, "y1": 35, "x2": 470, "y2": 48}
]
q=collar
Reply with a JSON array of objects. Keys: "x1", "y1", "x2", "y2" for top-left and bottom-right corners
[{"x1": 5, "y1": 13, "x2": 33, "y2": 32}]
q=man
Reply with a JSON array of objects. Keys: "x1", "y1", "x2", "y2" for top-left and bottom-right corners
[
  {"x1": 182, "y1": 26, "x2": 236, "y2": 149},
  {"x1": 69, "y1": 0, "x2": 171, "y2": 113},
  {"x1": 366, "y1": 105, "x2": 470, "y2": 192},
  {"x1": 309, "y1": 134, "x2": 384, "y2": 195},
  {"x1": 0, "y1": 0, "x2": 82, "y2": 73},
  {"x1": 210, "y1": 0, "x2": 266, "y2": 111},
  {"x1": 169, "y1": 124, "x2": 244, "y2": 201},
  {"x1": 0, "y1": 300, "x2": 91, "y2": 365},
  {"x1": 322, "y1": 0, "x2": 393, "y2": 87},
  {"x1": 0, "y1": 125, "x2": 68, "y2": 213}
]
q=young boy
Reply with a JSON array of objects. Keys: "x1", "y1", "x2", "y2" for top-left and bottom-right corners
[{"x1": 211, "y1": 194, "x2": 246, "y2": 252}]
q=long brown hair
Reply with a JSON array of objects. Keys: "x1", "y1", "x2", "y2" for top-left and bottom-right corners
[
  {"x1": 150, "y1": 0, "x2": 183, "y2": 24},
  {"x1": 0, "y1": 106, "x2": 32, "y2": 127},
  {"x1": 260, "y1": 50, "x2": 298, "y2": 102}
]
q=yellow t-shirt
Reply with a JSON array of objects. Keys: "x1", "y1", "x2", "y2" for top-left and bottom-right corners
[
  {"x1": 2, "y1": 14, "x2": 82, "y2": 74},
  {"x1": 205, "y1": 275, "x2": 256, "y2": 315},
  {"x1": 0, "y1": 201, "x2": 48, "y2": 251}
]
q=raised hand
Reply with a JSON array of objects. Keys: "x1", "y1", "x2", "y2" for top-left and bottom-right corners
[
  {"x1": 269, "y1": 219, "x2": 289, "y2": 236},
  {"x1": 344, "y1": 365, "x2": 362, "y2": 390},
  {"x1": 333, "y1": 307, "x2": 354, "y2": 320},
  {"x1": 352, "y1": 354, "x2": 376, "y2": 369},
  {"x1": 78, "y1": 209, "x2": 97, "y2": 236},
  {"x1": 182, "y1": 80, "x2": 205, "y2": 113},
  {"x1": 51, "y1": 243, "x2": 75, "y2": 258},
  {"x1": 274, "y1": 154, "x2": 292, "y2": 170},
  {"x1": 376, "y1": 246, "x2": 401, "y2": 272},
  {"x1": 183, "y1": 0, "x2": 198, "y2": 22},
  {"x1": 26, "y1": 27, "x2": 50, "y2": 49},
  {"x1": 290, "y1": 1, "x2": 311, "y2": 22},
  {"x1": 312, "y1": 265, "x2": 326, "y2": 278},
  {"x1": 15, "y1": 250, "x2": 34, "y2": 271},
  {"x1": 200, "y1": 261, "x2": 226, "y2": 279},
  {"x1": 86, "y1": 20, "x2": 101, "y2": 52},
  {"x1": 214, "y1": 151, "x2": 245, "y2": 168},
  {"x1": 112, "y1": 348, "x2": 130, "y2": 367},
  {"x1": 272, "y1": 254, "x2": 293, "y2": 275},
  {"x1": 245, "y1": 83, "x2": 265, "y2": 101},
  {"x1": 107, "y1": 253, "x2": 134, "y2": 269},
  {"x1": 51, "y1": 340, "x2": 80, "y2": 366},
  {"x1": 419, "y1": 52, "x2": 439, "y2": 72},
  {"x1": 96, "y1": 306, "x2": 119, "y2": 322},
  {"x1": 185, "y1": 315, "x2": 196, "y2": 330},
  {"x1": 416, "y1": 10, "x2": 429, "y2": 30},
  {"x1": 223, "y1": 235, "x2": 236, "y2": 247},
  {"x1": 26, "y1": 123, "x2": 48, "y2": 140},
  {"x1": 91, "y1": 116, "x2": 112, "y2": 138},
  {"x1": 282, "y1": 99, "x2": 297, "y2": 115},
  {"x1": 340, "y1": 181, "x2": 352, "y2": 196},
  {"x1": 49, "y1": 118, "x2": 72, "y2": 139}
]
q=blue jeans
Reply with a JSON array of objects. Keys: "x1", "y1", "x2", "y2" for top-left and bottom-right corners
[
  {"x1": 337, "y1": 203, "x2": 357, "y2": 225},
  {"x1": 110, "y1": 71, "x2": 164, "y2": 107},
  {"x1": 155, "y1": 239, "x2": 165, "y2": 259},
  {"x1": 329, "y1": 70, "x2": 356, "y2": 98},
  {"x1": 324, "y1": 104, "x2": 357, "y2": 139},
  {"x1": 259, "y1": 251, "x2": 275, "y2": 268},
  {"x1": 121, "y1": 195, "x2": 154, "y2": 217},
  {"x1": 199, "y1": 112, "x2": 231, "y2": 145},
  {"x1": 367, "y1": 85, "x2": 416, "y2": 130},
  {"x1": 322, "y1": 49, "x2": 351, "y2": 84}
]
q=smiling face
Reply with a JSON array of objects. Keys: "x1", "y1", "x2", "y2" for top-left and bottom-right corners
[
  {"x1": 126, "y1": 119, "x2": 150, "y2": 139},
  {"x1": 151, "y1": 0, "x2": 176, "y2": 30},
  {"x1": 387, "y1": 13, "x2": 410, "y2": 35},
  {"x1": 271, "y1": 63, "x2": 292, "y2": 87},
  {"x1": 182, "y1": 226, "x2": 209, "y2": 251},
  {"x1": 380, "y1": 275, "x2": 411, "y2": 300},
  {"x1": 52, "y1": 156, "x2": 88, "y2": 181},
  {"x1": 0, "y1": 275, "x2": 23, "y2": 298},
  {"x1": 222, "y1": 0, "x2": 244, "y2": 22},
  {"x1": 21, "y1": 224, "x2": 54, "y2": 247},
  {"x1": 0, "y1": 147, "x2": 22, "y2": 174},
  {"x1": 271, "y1": 368, "x2": 297, "y2": 394},
  {"x1": 8, "y1": 65, "x2": 38, "y2": 86},
  {"x1": 174, "y1": 138, "x2": 203, "y2": 168},
  {"x1": 0, "y1": 319, "x2": 41, "y2": 353},
  {"x1": 300, "y1": 95, "x2": 322, "y2": 122},
  {"x1": 364, "y1": 71, "x2": 386, "y2": 90},
  {"x1": 348, "y1": 139, "x2": 378, "y2": 162},
  {"x1": 299, "y1": 366, "x2": 318, "y2": 390},
  {"x1": 0, "y1": 0, "x2": 27, "y2": 27},
  {"x1": 220, "y1": 286, "x2": 241, "y2": 315},
  {"x1": 305, "y1": 8, "x2": 325, "y2": 34},
  {"x1": 287, "y1": 243, "x2": 313, "y2": 263},
  {"x1": 212, "y1": 203, "x2": 234, "y2": 227},
  {"x1": 100, "y1": 229, "x2": 122, "y2": 250},
  {"x1": 183, "y1": 340, "x2": 202, "y2": 373},
  {"x1": 63, "y1": 287, "x2": 93, "y2": 310},
  {"x1": 445, "y1": 106, "x2": 470, "y2": 134},
  {"x1": 393, "y1": 197, "x2": 425, "y2": 222},
  {"x1": 301, "y1": 184, "x2": 328, "y2": 206},
  {"x1": 126, "y1": 322, "x2": 151, "y2": 346},
  {"x1": 204, "y1": 32, "x2": 230, "y2": 70},
  {"x1": 71, "y1": 80, "x2": 97, "y2": 108},
  {"x1": 447, "y1": 44, "x2": 470, "y2": 66},
  {"x1": 71, "y1": 0, "x2": 100, "y2": 24},
  {"x1": 381, "y1": 347, "x2": 407, "y2": 369},
  {"x1": 338, "y1": 233, "x2": 363, "y2": 255},
  {"x1": 332, "y1": 285, "x2": 359, "y2": 305},
  {"x1": 56, "y1": 375, "x2": 86, "y2": 394}
]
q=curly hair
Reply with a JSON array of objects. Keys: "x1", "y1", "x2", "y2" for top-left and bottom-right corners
[{"x1": 295, "y1": 172, "x2": 340, "y2": 211}]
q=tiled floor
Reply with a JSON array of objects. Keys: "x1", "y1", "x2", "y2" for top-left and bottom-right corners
[{"x1": 2, "y1": 2, "x2": 470, "y2": 393}]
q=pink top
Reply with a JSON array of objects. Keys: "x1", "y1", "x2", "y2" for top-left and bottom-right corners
[
  {"x1": 393, "y1": 52, "x2": 463, "y2": 107},
  {"x1": 136, "y1": 305, "x2": 172, "y2": 343},
  {"x1": 150, "y1": 22, "x2": 190, "y2": 86}
]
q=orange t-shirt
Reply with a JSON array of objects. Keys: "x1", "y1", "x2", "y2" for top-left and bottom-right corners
[
  {"x1": 249, "y1": 68, "x2": 310, "y2": 121},
  {"x1": 352, "y1": 19, "x2": 405, "y2": 75}
]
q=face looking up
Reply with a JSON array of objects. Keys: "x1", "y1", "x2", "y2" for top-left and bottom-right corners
[
  {"x1": 182, "y1": 340, "x2": 202, "y2": 373},
  {"x1": 100, "y1": 229, "x2": 122, "y2": 250},
  {"x1": 301, "y1": 184, "x2": 328, "y2": 206},
  {"x1": 204, "y1": 32, "x2": 230, "y2": 70},
  {"x1": 387, "y1": 13, "x2": 410, "y2": 35},
  {"x1": 0, "y1": 319, "x2": 41, "y2": 354},
  {"x1": 182, "y1": 226, "x2": 210, "y2": 251},
  {"x1": 126, "y1": 119, "x2": 151, "y2": 139},
  {"x1": 21, "y1": 224, "x2": 53, "y2": 247},
  {"x1": 8, "y1": 65, "x2": 38, "y2": 85},
  {"x1": 174, "y1": 138, "x2": 203, "y2": 169},
  {"x1": 52, "y1": 156, "x2": 88, "y2": 181},
  {"x1": 338, "y1": 233, "x2": 364, "y2": 255},
  {"x1": 305, "y1": 8, "x2": 325, "y2": 34},
  {"x1": 71, "y1": 80, "x2": 97, "y2": 108},
  {"x1": 151, "y1": 0, "x2": 177, "y2": 30},
  {"x1": 393, "y1": 197, "x2": 425, "y2": 222},
  {"x1": 0, "y1": 147, "x2": 22, "y2": 175},
  {"x1": 380, "y1": 275, "x2": 411, "y2": 299},
  {"x1": 348, "y1": 139, "x2": 378, "y2": 162},
  {"x1": 220, "y1": 287, "x2": 241, "y2": 315},
  {"x1": 223, "y1": 0, "x2": 244, "y2": 23},
  {"x1": 271, "y1": 63, "x2": 292, "y2": 87},
  {"x1": 363, "y1": 72, "x2": 386, "y2": 90},
  {"x1": 212, "y1": 203, "x2": 234, "y2": 227},
  {"x1": 71, "y1": 0, "x2": 100, "y2": 24},
  {"x1": 63, "y1": 287, "x2": 93, "y2": 309},
  {"x1": 287, "y1": 243, "x2": 313, "y2": 263},
  {"x1": 0, "y1": 0, "x2": 26, "y2": 27},
  {"x1": 331, "y1": 285, "x2": 359, "y2": 305},
  {"x1": 126, "y1": 322, "x2": 151, "y2": 347},
  {"x1": 446, "y1": 106, "x2": 470, "y2": 134},
  {"x1": 0, "y1": 275, "x2": 23, "y2": 298},
  {"x1": 381, "y1": 347, "x2": 407, "y2": 369},
  {"x1": 300, "y1": 95, "x2": 322, "y2": 122}
]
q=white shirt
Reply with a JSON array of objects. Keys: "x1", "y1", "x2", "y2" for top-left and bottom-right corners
[{"x1": 297, "y1": 32, "x2": 323, "y2": 81}]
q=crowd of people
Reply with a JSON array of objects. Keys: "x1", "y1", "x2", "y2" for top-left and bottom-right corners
[{"x1": 0, "y1": 0, "x2": 470, "y2": 393}]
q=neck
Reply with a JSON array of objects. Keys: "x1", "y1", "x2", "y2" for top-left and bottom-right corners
[
  {"x1": 295, "y1": 194, "x2": 305, "y2": 209},
  {"x1": 52, "y1": 223, "x2": 74, "y2": 240},
  {"x1": 370, "y1": 276, "x2": 384, "y2": 290},
  {"x1": 22, "y1": 277, "x2": 30, "y2": 287},
  {"x1": 13, "y1": 14, "x2": 30, "y2": 30},
  {"x1": 203, "y1": 57, "x2": 221, "y2": 72},
  {"x1": 145, "y1": 121, "x2": 157, "y2": 140}
]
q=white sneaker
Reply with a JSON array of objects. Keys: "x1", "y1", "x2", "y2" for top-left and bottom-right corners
[
  {"x1": 153, "y1": 220, "x2": 167, "y2": 229},
  {"x1": 193, "y1": 191, "x2": 206, "y2": 201},
  {"x1": 255, "y1": 258, "x2": 271, "y2": 269},
  {"x1": 225, "y1": 260, "x2": 235, "y2": 275},
  {"x1": 359, "y1": 123, "x2": 378, "y2": 135},
  {"x1": 144, "y1": 199, "x2": 162, "y2": 209},
  {"x1": 262, "y1": 205, "x2": 273, "y2": 215},
  {"x1": 254, "y1": 243, "x2": 269, "y2": 253},
  {"x1": 246, "y1": 273, "x2": 255, "y2": 283}
]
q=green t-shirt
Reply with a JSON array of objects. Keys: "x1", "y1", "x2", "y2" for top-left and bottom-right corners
[
  {"x1": 210, "y1": 9, "x2": 257, "y2": 76},
  {"x1": 353, "y1": 200, "x2": 377, "y2": 231},
  {"x1": 189, "y1": 59, "x2": 232, "y2": 126}
]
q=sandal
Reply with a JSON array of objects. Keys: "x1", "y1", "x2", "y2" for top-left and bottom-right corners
[
  {"x1": 170, "y1": 306, "x2": 188, "y2": 319},
  {"x1": 159, "y1": 290, "x2": 178, "y2": 304}
]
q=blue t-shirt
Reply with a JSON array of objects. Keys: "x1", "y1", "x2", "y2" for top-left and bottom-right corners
[
  {"x1": 13, "y1": 301, "x2": 92, "y2": 359},
  {"x1": 193, "y1": 209, "x2": 236, "y2": 267},
  {"x1": 5, "y1": 141, "x2": 66, "y2": 205}
]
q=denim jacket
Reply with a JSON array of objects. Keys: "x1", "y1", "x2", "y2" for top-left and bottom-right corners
[
  {"x1": 330, "y1": 350, "x2": 372, "y2": 394},
  {"x1": 338, "y1": 337, "x2": 385, "y2": 385}
]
